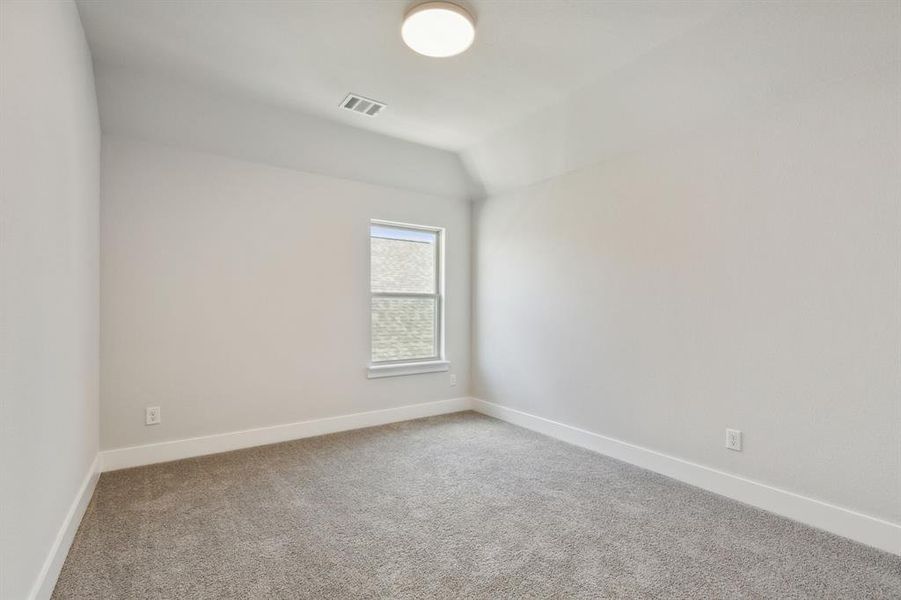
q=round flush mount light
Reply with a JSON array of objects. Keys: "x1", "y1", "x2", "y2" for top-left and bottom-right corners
[{"x1": 402, "y1": 2, "x2": 476, "y2": 58}]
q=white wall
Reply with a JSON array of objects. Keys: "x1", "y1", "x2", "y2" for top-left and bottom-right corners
[
  {"x1": 471, "y1": 2, "x2": 900, "y2": 526},
  {"x1": 0, "y1": 1, "x2": 100, "y2": 598},
  {"x1": 101, "y1": 136, "x2": 469, "y2": 451}
]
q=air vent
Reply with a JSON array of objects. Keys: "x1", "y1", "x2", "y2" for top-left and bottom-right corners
[{"x1": 340, "y1": 93, "x2": 386, "y2": 117}]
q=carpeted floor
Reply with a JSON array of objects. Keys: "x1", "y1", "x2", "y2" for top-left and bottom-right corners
[{"x1": 53, "y1": 412, "x2": 900, "y2": 599}]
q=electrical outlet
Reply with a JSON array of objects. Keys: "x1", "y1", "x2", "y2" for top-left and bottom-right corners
[
  {"x1": 725, "y1": 428, "x2": 742, "y2": 451},
  {"x1": 449, "y1": 374, "x2": 457, "y2": 386},
  {"x1": 145, "y1": 406, "x2": 161, "y2": 426}
]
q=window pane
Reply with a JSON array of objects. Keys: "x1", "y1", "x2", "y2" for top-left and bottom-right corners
[
  {"x1": 371, "y1": 225, "x2": 436, "y2": 294},
  {"x1": 371, "y1": 296, "x2": 436, "y2": 362}
]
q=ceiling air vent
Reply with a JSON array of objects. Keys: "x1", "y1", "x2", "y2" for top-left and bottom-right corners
[{"x1": 340, "y1": 93, "x2": 386, "y2": 117}]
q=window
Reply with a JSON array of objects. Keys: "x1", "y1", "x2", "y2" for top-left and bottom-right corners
[{"x1": 368, "y1": 220, "x2": 448, "y2": 378}]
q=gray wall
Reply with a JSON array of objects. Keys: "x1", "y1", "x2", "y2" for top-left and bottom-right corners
[
  {"x1": 471, "y1": 1, "x2": 900, "y2": 525},
  {"x1": 100, "y1": 136, "x2": 469, "y2": 450},
  {"x1": 0, "y1": 2, "x2": 101, "y2": 598}
]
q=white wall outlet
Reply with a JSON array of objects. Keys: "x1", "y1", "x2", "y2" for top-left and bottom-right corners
[
  {"x1": 449, "y1": 374, "x2": 457, "y2": 386},
  {"x1": 145, "y1": 406, "x2": 161, "y2": 426},
  {"x1": 725, "y1": 428, "x2": 742, "y2": 451}
]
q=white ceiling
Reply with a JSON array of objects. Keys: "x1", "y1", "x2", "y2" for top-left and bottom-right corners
[
  {"x1": 75, "y1": 0, "x2": 727, "y2": 151},
  {"x1": 463, "y1": 0, "x2": 901, "y2": 194}
]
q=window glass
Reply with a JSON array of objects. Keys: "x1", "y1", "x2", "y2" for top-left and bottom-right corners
[{"x1": 369, "y1": 223, "x2": 442, "y2": 364}]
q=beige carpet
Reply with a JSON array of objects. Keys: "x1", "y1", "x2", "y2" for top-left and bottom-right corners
[{"x1": 53, "y1": 412, "x2": 900, "y2": 599}]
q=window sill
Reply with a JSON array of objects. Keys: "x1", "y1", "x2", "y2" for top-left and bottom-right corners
[{"x1": 367, "y1": 360, "x2": 450, "y2": 379}]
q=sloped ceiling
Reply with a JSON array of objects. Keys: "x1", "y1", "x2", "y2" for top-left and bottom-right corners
[
  {"x1": 75, "y1": 0, "x2": 725, "y2": 151},
  {"x1": 463, "y1": 0, "x2": 901, "y2": 195},
  {"x1": 76, "y1": 1, "x2": 899, "y2": 198},
  {"x1": 95, "y1": 65, "x2": 477, "y2": 199}
]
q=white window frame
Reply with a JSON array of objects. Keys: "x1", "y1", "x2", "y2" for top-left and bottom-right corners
[{"x1": 367, "y1": 219, "x2": 448, "y2": 379}]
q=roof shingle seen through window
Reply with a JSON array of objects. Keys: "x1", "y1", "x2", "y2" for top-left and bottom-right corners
[
  {"x1": 370, "y1": 231, "x2": 439, "y2": 362},
  {"x1": 370, "y1": 236, "x2": 435, "y2": 294}
]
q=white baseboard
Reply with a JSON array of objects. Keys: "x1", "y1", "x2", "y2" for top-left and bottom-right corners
[
  {"x1": 39, "y1": 396, "x2": 896, "y2": 600},
  {"x1": 101, "y1": 397, "x2": 475, "y2": 472},
  {"x1": 30, "y1": 454, "x2": 101, "y2": 600},
  {"x1": 472, "y1": 398, "x2": 901, "y2": 556}
]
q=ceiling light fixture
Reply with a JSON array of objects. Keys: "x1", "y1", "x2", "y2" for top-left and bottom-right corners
[{"x1": 401, "y1": 2, "x2": 475, "y2": 58}]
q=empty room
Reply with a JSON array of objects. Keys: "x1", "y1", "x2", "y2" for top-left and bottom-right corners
[{"x1": 2, "y1": 0, "x2": 900, "y2": 598}]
